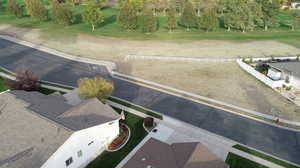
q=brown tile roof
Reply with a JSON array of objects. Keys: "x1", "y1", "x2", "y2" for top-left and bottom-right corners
[{"x1": 122, "y1": 138, "x2": 228, "y2": 168}]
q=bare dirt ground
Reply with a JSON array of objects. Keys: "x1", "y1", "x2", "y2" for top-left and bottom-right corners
[
  {"x1": 120, "y1": 60, "x2": 300, "y2": 121},
  {"x1": 1, "y1": 24, "x2": 300, "y2": 121}
]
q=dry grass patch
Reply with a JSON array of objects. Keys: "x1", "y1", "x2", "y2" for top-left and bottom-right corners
[
  {"x1": 118, "y1": 60, "x2": 300, "y2": 121},
  {"x1": 1, "y1": 24, "x2": 300, "y2": 63}
]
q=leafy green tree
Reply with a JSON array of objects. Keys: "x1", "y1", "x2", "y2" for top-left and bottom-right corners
[
  {"x1": 78, "y1": 77, "x2": 114, "y2": 102},
  {"x1": 290, "y1": 11, "x2": 300, "y2": 31},
  {"x1": 180, "y1": 0, "x2": 197, "y2": 30},
  {"x1": 171, "y1": 0, "x2": 185, "y2": 15},
  {"x1": 223, "y1": 0, "x2": 237, "y2": 31},
  {"x1": 24, "y1": 0, "x2": 34, "y2": 15},
  {"x1": 24, "y1": 0, "x2": 48, "y2": 21},
  {"x1": 166, "y1": 6, "x2": 177, "y2": 32},
  {"x1": 51, "y1": 1, "x2": 75, "y2": 25},
  {"x1": 256, "y1": 0, "x2": 280, "y2": 31},
  {"x1": 118, "y1": 0, "x2": 138, "y2": 30},
  {"x1": 192, "y1": 0, "x2": 202, "y2": 16},
  {"x1": 224, "y1": 0, "x2": 262, "y2": 32},
  {"x1": 140, "y1": 6, "x2": 157, "y2": 33},
  {"x1": 6, "y1": 0, "x2": 23, "y2": 17},
  {"x1": 199, "y1": 7, "x2": 219, "y2": 32},
  {"x1": 67, "y1": 0, "x2": 81, "y2": 6},
  {"x1": 82, "y1": 7, "x2": 104, "y2": 31}
]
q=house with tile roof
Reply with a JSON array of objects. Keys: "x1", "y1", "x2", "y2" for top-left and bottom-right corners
[
  {"x1": 0, "y1": 90, "x2": 120, "y2": 168},
  {"x1": 122, "y1": 138, "x2": 228, "y2": 168}
]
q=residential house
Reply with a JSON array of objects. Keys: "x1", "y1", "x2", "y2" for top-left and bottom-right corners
[
  {"x1": 267, "y1": 62, "x2": 300, "y2": 89},
  {"x1": 122, "y1": 138, "x2": 228, "y2": 168},
  {"x1": 0, "y1": 90, "x2": 120, "y2": 168}
]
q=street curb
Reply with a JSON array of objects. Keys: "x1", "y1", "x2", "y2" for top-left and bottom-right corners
[{"x1": 1, "y1": 35, "x2": 300, "y2": 129}]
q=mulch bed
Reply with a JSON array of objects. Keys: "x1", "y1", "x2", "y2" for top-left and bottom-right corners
[{"x1": 108, "y1": 123, "x2": 129, "y2": 150}]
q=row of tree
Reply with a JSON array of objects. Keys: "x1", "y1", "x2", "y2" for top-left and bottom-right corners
[
  {"x1": 6, "y1": 0, "x2": 104, "y2": 31},
  {"x1": 5, "y1": 0, "x2": 300, "y2": 32},
  {"x1": 118, "y1": 0, "x2": 220, "y2": 32},
  {"x1": 118, "y1": 0, "x2": 300, "y2": 32}
]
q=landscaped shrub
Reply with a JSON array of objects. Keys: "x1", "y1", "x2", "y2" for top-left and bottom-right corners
[
  {"x1": 51, "y1": 1, "x2": 75, "y2": 25},
  {"x1": 10, "y1": 69, "x2": 40, "y2": 91},
  {"x1": 6, "y1": 0, "x2": 23, "y2": 17},
  {"x1": 255, "y1": 64, "x2": 269, "y2": 73},
  {"x1": 78, "y1": 77, "x2": 114, "y2": 102},
  {"x1": 144, "y1": 117, "x2": 154, "y2": 127}
]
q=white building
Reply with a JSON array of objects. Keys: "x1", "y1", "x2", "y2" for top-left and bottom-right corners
[
  {"x1": 0, "y1": 90, "x2": 120, "y2": 168},
  {"x1": 291, "y1": 2, "x2": 300, "y2": 9},
  {"x1": 267, "y1": 62, "x2": 300, "y2": 89}
]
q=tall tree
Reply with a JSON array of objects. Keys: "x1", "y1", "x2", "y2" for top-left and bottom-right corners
[
  {"x1": 24, "y1": 0, "x2": 34, "y2": 16},
  {"x1": 192, "y1": 0, "x2": 201, "y2": 16},
  {"x1": 223, "y1": 0, "x2": 263, "y2": 32},
  {"x1": 6, "y1": 0, "x2": 22, "y2": 17},
  {"x1": 82, "y1": 7, "x2": 104, "y2": 31},
  {"x1": 140, "y1": 6, "x2": 157, "y2": 33},
  {"x1": 223, "y1": 0, "x2": 237, "y2": 31},
  {"x1": 51, "y1": 1, "x2": 75, "y2": 25},
  {"x1": 118, "y1": 0, "x2": 138, "y2": 30},
  {"x1": 256, "y1": 0, "x2": 280, "y2": 31},
  {"x1": 24, "y1": 0, "x2": 48, "y2": 21},
  {"x1": 180, "y1": 0, "x2": 197, "y2": 31},
  {"x1": 290, "y1": 11, "x2": 300, "y2": 31},
  {"x1": 199, "y1": 7, "x2": 219, "y2": 32},
  {"x1": 171, "y1": 0, "x2": 185, "y2": 15},
  {"x1": 166, "y1": 6, "x2": 177, "y2": 32}
]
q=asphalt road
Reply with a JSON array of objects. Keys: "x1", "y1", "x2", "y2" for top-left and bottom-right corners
[{"x1": 1, "y1": 39, "x2": 300, "y2": 165}]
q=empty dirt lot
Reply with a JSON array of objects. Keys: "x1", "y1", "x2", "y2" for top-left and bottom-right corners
[{"x1": 119, "y1": 61, "x2": 300, "y2": 121}]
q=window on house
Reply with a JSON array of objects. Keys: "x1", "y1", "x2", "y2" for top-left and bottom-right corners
[
  {"x1": 77, "y1": 150, "x2": 83, "y2": 157},
  {"x1": 65, "y1": 157, "x2": 73, "y2": 167}
]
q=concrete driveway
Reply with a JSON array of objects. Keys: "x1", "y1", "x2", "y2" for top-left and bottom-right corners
[{"x1": 1, "y1": 39, "x2": 300, "y2": 165}]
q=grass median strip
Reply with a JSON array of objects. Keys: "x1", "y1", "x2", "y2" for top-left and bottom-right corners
[
  {"x1": 40, "y1": 81, "x2": 74, "y2": 90},
  {"x1": 87, "y1": 107, "x2": 148, "y2": 168},
  {"x1": 0, "y1": 77, "x2": 8, "y2": 92},
  {"x1": 233, "y1": 144, "x2": 300, "y2": 168},
  {"x1": 226, "y1": 152, "x2": 268, "y2": 168},
  {"x1": 108, "y1": 97, "x2": 163, "y2": 119}
]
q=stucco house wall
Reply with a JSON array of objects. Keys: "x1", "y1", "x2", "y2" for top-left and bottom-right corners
[
  {"x1": 291, "y1": 76, "x2": 300, "y2": 89},
  {"x1": 41, "y1": 120, "x2": 119, "y2": 168}
]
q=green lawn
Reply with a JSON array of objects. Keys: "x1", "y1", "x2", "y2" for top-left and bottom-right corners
[
  {"x1": 0, "y1": 1, "x2": 300, "y2": 47},
  {"x1": 108, "y1": 96, "x2": 163, "y2": 119},
  {"x1": 233, "y1": 144, "x2": 300, "y2": 168},
  {"x1": 226, "y1": 152, "x2": 268, "y2": 168},
  {"x1": 0, "y1": 77, "x2": 8, "y2": 92},
  {"x1": 86, "y1": 107, "x2": 148, "y2": 168}
]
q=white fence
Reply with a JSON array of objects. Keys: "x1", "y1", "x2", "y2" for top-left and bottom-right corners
[
  {"x1": 237, "y1": 59, "x2": 285, "y2": 88},
  {"x1": 125, "y1": 55, "x2": 236, "y2": 62},
  {"x1": 243, "y1": 56, "x2": 297, "y2": 62}
]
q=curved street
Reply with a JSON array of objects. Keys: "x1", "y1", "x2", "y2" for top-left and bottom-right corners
[{"x1": 0, "y1": 38, "x2": 300, "y2": 165}]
